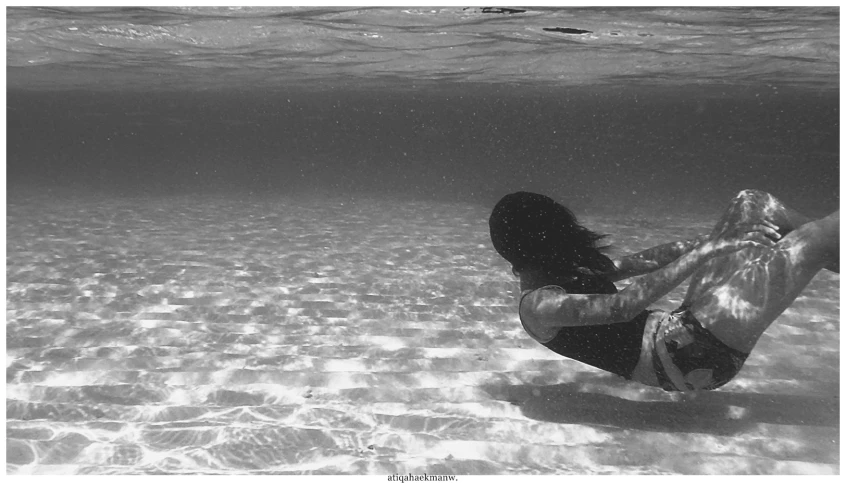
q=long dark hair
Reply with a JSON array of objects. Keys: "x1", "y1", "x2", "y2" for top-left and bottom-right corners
[{"x1": 489, "y1": 192, "x2": 616, "y2": 285}]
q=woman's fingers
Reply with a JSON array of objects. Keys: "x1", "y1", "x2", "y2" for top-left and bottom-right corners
[
  {"x1": 760, "y1": 224, "x2": 781, "y2": 241},
  {"x1": 747, "y1": 230, "x2": 777, "y2": 247},
  {"x1": 762, "y1": 220, "x2": 783, "y2": 239},
  {"x1": 712, "y1": 221, "x2": 782, "y2": 252},
  {"x1": 740, "y1": 223, "x2": 781, "y2": 242}
]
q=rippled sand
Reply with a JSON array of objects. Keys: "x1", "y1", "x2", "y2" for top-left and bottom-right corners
[{"x1": 6, "y1": 191, "x2": 839, "y2": 475}]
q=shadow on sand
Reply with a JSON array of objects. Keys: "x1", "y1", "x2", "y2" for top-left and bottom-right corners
[{"x1": 482, "y1": 374, "x2": 839, "y2": 436}]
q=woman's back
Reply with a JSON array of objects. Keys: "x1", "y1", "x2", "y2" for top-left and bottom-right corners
[{"x1": 518, "y1": 270, "x2": 648, "y2": 379}]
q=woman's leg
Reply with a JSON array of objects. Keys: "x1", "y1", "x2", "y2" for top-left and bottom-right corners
[{"x1": 682, "y1": 190, "x2": 839, "y2": 354}]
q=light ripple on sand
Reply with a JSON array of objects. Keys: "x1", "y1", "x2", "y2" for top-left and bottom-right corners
[{"x1": 5, "y1": 194, "x2": 839, "y2": 474}]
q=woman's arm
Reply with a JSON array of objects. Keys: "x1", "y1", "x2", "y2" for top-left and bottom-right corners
[
  {"x1": 607, "y1": 235, "x2": 707, "y2": 282},
  {"x1": 525, "y1": 243, "x2": 716, "y2": 328},
  {"x1": 523, "y1": 223, "x2": 780, "y2": 329}
]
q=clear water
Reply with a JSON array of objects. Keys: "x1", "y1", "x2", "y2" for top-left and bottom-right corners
[{"x1": 4, "y1": 6, "x2": 840, "y2": 475}]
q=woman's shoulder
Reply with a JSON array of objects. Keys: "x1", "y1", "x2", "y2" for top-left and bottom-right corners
[{"x1": 519, "y1": 285, "x2": 569, "y2": 342}]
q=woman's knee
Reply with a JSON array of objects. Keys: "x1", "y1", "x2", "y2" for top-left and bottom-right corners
[
  {"x1": 733, "y1": 189, "x2": 778, "y2": 206},
  {"x1": 735, "y1": 189, "x2": 770, "y2": 199},
  {"x1": 727, "y1": 189, "x2": 789, "y2": 222},
  {"x1": 715, "y1": 189, "x2": 776, "y2": 229}
]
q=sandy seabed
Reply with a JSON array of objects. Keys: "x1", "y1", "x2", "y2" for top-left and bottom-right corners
[{"x1": 5, "y1": 191, "x2": 839, "y2": 475}]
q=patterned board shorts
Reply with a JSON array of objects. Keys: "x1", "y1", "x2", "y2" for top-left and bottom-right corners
[{"x1": 649, "y1": 306, "x2": 750, "y2": 392}]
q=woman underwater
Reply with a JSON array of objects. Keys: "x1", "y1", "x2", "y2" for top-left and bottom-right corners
[{"x1": 489, "y1": 190, "x2": 839, "y2": 392}]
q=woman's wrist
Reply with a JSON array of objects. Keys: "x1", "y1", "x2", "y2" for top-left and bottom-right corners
[
  {"x1": 691, "y1": 239, "x2": 721, "y2": 262},
  {"x1": 691, "y1": 234, "x2": 709, "y2": 248}
]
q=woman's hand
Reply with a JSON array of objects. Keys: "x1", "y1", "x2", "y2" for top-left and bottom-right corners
[{"x1": 701, "y1": 220, "x2": 782, "y2": 258}]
